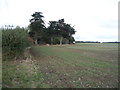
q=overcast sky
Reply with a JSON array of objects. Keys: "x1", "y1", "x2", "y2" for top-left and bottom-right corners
[{"x1": 0, "y1": 0, "x2": 119, "y2": 42}]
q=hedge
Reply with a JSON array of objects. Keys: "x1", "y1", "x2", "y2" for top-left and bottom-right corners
[{"x1": 2, "y1": 28, "x2": 30, "y2": 60}]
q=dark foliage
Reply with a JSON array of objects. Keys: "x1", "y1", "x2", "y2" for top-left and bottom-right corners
[{"x1": 2, "y1": 28, "x2": 30, "y2": 60}]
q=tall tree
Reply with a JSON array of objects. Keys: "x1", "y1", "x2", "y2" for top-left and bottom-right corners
[
  {"x1": 57, "y1": 19, "x2": 76, "y2": 45},
  {"x1": 64, "y1": 24, "x2": 76, "y2": 43},
  {"x1": 57, "y1": 19, "x2": 66, "y2": 45},
  {"x1": 29, "y1": 12, "x2": 45, "y2": 44},
  {"x1": 47, "y1": 21, "x2": 58, "y2": 45}
]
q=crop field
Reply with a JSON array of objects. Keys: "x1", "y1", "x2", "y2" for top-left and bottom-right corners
[{"x1": 3, "y1": 43, "x2": 118, "y2": 88}]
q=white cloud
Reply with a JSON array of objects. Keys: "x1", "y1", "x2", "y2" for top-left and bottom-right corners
[{"x1": 0, "y1": 0, "x2": 119, "y2": 42}]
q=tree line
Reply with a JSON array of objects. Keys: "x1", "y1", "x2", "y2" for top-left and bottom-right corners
[
  {"x1": 2, "y1": 11, "x2": 76, "y2": 60},
  {"x1": 29, "y1": 12, "x2": 76, "y2": 45}
]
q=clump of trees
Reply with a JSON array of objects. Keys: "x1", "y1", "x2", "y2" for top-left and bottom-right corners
[
  {"x1": 2, "y1": 11, "x2": 76, "y2": 60},
  {"x1": 29, "y1": 12, "x2": 76, "y2": 45},
  {"x1": 2, "y1": 27, "x2": 30, "y2": 60}
]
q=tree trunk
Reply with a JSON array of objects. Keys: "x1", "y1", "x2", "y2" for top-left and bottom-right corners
[
  {"x1": 51, "y1": 37, "x2": 53, "y2": 45},
  {"x1": 60, "y1": 37, "x2": 63, "y2": 46},
  {"x1": 35, "y1": 39, "x2": 38, "y2": 45}
]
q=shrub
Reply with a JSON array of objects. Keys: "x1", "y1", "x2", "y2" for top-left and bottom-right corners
[{"x1": 2, "y1": 28, "x2": 30, "y2": 60}]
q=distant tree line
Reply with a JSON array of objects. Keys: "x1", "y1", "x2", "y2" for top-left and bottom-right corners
[
  {"x1": 75, "y1": 41, "x2": 120, "y2": 43},
  {"x1": 75, "y1": 41, "x2": 100, "y2": 43},
  {"x1": 29, "y1": 12, "x2": 76, "y2": 45},
  {"x1": 102, "y1": 42, "x2": 120, "y2": 43}
]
